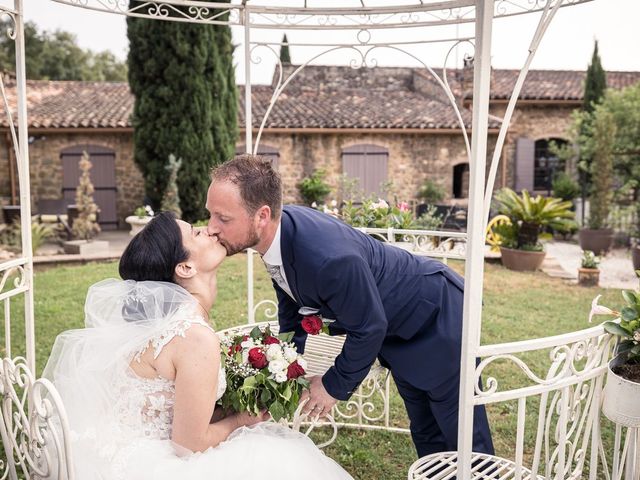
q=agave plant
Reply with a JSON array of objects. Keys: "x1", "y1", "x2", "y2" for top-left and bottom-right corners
[{"x1": 493, "y1": 188, "x2": 575, "y2": 249}]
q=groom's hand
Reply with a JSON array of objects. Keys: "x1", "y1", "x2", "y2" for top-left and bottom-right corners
[{"x1": 300, "y1": 375, "x2": 337, "y2": 417}]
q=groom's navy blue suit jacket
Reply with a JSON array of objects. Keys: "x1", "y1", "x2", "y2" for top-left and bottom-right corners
[{"x1": 276, "y1": 205, "x2": 465, "y2": 401}]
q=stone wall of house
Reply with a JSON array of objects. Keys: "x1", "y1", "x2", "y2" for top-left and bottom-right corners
[
  {"x1": 1, "y1": 131, "x2": 143, "y2": 226},
  {"x1": 257, "y1": 131, "x2": 489, "y2": 206},
  {"x1": 494, "y1": 102, "x2": 578, "y2": 193}
]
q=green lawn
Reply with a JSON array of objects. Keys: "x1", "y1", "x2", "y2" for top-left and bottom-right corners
[{"x1": 1, "y1": 256, "x2": 626, "y2": 479}]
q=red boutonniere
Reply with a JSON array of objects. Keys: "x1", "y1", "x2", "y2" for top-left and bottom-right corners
[{"x1": 301, "y1": 314, "x2": 330, "y2": 335}]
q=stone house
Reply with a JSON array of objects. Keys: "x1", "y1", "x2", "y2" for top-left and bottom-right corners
[{"x1": 1, "y1": 66, "x2": 638, "y2": 228}]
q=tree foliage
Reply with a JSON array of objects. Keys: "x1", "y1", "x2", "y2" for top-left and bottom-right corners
[
  {"x1": 583, "y1": 41, "x2": 607, "y2": 114},
  {"x1": 280, "y1": 34, "x2": 291, "y2": 65},
  {"x1": 127, "y1": 1, "x2": 238, "y2": 221},
  {"x1": 0, "y1": 19, "x2": 127, "y2": 81}
]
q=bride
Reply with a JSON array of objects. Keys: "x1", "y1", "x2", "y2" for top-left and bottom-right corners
[{"x1": 43, "y1": 212, "x2": 353, "y2": 480}]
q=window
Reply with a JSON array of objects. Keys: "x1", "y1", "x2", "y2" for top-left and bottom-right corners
[
  {"x1": 341, "y1": 144, "x2": 389, "y2": 200},
  {"x1": 453, "y1": 163, "x2": 469, "y2": 199},
  {"x1": 534, "y1": 138, "x2": 567, "y2": 192}
]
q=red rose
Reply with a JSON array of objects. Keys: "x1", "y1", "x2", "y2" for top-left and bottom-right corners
[
  {"x1": 287, "y1": 361, "x2": 305, "y2": 379},
  {"x1": 228, "y1": 344, "x2": 242, "y2": 355},
  {"x1": 263, "y1": 335, "x2": 280, "y2": 345},
  {"x1": 248, "y1": 347, "x2": 268, "y2": 369},
  {"x1": 301, "y1": 315, "x2": 323, "y2": 335}
]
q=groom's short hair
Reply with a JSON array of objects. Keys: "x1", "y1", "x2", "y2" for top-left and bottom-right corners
[{"x1": 211, "y1": 154, "x2": 282, "y2": 220}]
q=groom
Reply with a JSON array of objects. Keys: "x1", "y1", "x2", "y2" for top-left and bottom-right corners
[{"x1": 206, "y1": 154, "x2": 493, "y2": 457}]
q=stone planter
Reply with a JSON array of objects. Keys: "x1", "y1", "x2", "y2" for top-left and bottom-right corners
[
  {"x1": 603, "y1": 354, "x2": 640, "y2": 428},
  {"x1": 125, "y1": 215, "x2": 152, "y2": 237},
  {"x1": 63, "y1": 240, "x2": 109, "y2": 255},
  {"x1": 578, "y1": 228, "x2": 614, "y2": 255},
  {"x1": 499, "y1": 247, "x2": 546, "y2": 272},
  {"x1": 632, "y1": 246, "x2": 640, "y2": 271},
  {"x1": 577, "y1": 268, "x2": 600, "y2": 287}
]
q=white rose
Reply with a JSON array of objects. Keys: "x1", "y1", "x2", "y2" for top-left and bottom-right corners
[
  {"x1": 274, "y1": 371, "x2": 288, "y2": 383},
  {"x1": 241, "y1": 339, "x2": 255, "y2": 350},
  {"x1": 283, "y1": 346, "x2": 298, "y2": 363},
  {"x1": 242, "y1": 350, "x2": 249, "y2": 364},
  {"x1": 268, "y1": 359, "x2": 288, "y2": 375},
  {"x1": 266, "y1": 344, "x2": 284, "y2": 361},
  {"x1": 297, "y1": 357, "x2": 308, "y2": 371}
]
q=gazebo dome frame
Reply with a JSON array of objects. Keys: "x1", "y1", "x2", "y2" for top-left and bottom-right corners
[{"x1": 0, "y1": 0, "x2": 636, "y2": 479}]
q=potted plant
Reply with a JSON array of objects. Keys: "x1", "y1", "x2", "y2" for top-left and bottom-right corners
[
  {"x1": 298, "y1": 169, "x2": 332, "y2": 206},
  {"x1": 63, "y1": 152, "x2": 109, "y2": 255},
  {"x1": 578, "y1": 250, "x2": 600, "y2": 287},
  {"x1": 590, "y1": 274, "x2": 640, "y2": 427},
  {"x1": 578, "y1": 108, "x2": 616, "y2": 255},
  {"x1": 493, "y1": 188, "x2": 574, "y2": 271},
  {"x1": 125, "y1": 205, "x2": 154, "y2": 237}
]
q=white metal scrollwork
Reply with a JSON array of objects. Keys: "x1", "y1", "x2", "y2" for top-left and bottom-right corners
[{"x1": 0, "y1": 357, "x2": 74, "y2": 480}]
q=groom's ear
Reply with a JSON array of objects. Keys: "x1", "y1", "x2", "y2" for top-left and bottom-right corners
[
  {"x1": 255, "y1": 205, "x2": 271, "y2": 227},
  {"x1": 175, "y1": 262, "x2": 197, "y2": 280}
]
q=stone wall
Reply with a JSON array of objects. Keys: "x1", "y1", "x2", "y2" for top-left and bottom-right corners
[
  {"x1": 257, "y1": 131, "x2": 480, "y2": 206},
  {"x1": 1, "y1": 131, "x2": 143, "y2": 226}
]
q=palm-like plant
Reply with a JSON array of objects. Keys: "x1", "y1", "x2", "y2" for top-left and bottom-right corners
[{"x1": 493, "y1": 188, "x2": 575, "y2": 249}]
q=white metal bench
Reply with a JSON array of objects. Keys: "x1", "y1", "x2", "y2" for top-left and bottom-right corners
[{"x1": 408, "y1": 326, "x2": 615, "y2": 480}]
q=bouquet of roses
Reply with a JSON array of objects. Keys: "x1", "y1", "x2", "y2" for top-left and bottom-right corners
[{"x1": 218, "y1": 325, "x2": 309, "y2": 422}]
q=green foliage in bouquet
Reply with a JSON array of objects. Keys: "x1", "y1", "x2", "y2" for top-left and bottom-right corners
[{"x1": 218, "y1": 325, "x2": 310, "y2": 422}]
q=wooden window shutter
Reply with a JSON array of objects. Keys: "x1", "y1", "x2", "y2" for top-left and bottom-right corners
[{"x1": 515, "y1": 138, "x2": 535, "y2": 192}]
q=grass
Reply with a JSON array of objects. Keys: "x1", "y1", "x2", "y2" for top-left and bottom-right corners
[{"x1": 0, "y1": 256, "x2": 629, "y2": 479}]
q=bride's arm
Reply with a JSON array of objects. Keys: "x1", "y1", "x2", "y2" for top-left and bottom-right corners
[{"x1": 171, "y1": 325, "x2": 264, "y2": 452}]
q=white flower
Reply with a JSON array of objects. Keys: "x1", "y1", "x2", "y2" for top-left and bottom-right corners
[
  {"x1": 266, "y1": 344, "x2": 284, "y2": 361},
  {"x1": 297, "y1": 356, "x2": 308, "y2": 371},
  {"x1": 311, "y1": 201, "x2": 318, "y2": 208},
  {"x1": 588, "y1": 295, "x2": 616, "y2": 323},
  {"x1": 274, "y1": 371, "x2": 288, "y2": 383},
  {"x1": 242, "y1": 350, "x2": 249, "y2": 364},
  {"x1": 634, "y1": 330, "x2": 640, "y2": 342},
  {"x1": 241, "y1": 338, "x2": 255, "y2": 350},
  {"x1": 330, "y1": 199, "x2": 338, "y2": 207},
  {"x1": 283, "y1": 346, "x2": 298, "y2": 363},
  {"x1": 372, "y1": 198, "x2": 389, "y2": 210},
  {"x1": 268, "y1": 359, "x2": 288, "y2": 375}
]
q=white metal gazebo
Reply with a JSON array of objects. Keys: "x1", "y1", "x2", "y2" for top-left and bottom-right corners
[{"x1": 0, "y1": 0, "x2": 637, "y2": 478}]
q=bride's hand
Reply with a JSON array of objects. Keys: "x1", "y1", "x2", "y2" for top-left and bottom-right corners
[{"x1": 233, "y1": 410, "x2": 270, "y2": 428}]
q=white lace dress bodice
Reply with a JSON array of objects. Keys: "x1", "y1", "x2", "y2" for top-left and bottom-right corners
[{"x1": 114, "y1": 314, "x2": 227, "y2": 441}]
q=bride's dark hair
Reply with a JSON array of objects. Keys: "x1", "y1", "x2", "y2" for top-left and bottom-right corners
[{"x1": 119, "y1": 211, "x2": 189, "y2": 283}]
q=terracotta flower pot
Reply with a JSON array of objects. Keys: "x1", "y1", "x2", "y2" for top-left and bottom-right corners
[
  {"x1": 578, "y1": 228, "x2": 614, "y2": 255},
  {"x1": 603, "y1": 354, "x2": 640, "y2": 428},
  {"x1": 499, "y1": 247, "x2": 546, "y2": 272},
  {"x1": 577, "y1": 268, "x2": 599, "y2": 287}
]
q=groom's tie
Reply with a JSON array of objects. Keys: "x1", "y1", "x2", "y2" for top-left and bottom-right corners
[{"x1": 264, "y1": 262, "x2": 295, "y2": 300}]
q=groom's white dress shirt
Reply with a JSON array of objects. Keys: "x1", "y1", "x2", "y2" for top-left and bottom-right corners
[{"x1": 262, "y1": 223, "x2": 295, "y2": 300}]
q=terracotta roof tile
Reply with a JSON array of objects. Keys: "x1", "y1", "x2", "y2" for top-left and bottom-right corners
[{"x1": 0, "y1": 66, "x2": 638, "y2": 130}]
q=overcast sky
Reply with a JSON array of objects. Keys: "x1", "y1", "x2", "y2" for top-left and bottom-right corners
[{"x1": 23, "y1": 0, "x2": 639, "y2": 84}]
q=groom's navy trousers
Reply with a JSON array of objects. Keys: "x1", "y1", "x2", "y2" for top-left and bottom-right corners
[{"x1": 274, "y1": 205, "x2": 493, "y2": 457}]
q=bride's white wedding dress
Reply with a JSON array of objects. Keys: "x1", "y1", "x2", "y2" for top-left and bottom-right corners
[{"x1": 44, "y1": 279, "x2": 352, "y2": 480}]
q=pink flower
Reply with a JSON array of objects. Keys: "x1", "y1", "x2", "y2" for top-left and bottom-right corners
[
  {"x1": 398, "y1": 202, "x2": 410, "y2": 212},
  {"x1": 588, "y1": 295, "x2": 618, "y2": 323}
]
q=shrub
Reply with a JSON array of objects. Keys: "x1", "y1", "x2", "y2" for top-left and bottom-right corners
[
  {"x1": 298, "y1": 169, "x2": 332, "y2": 206},
  {"x1": 417, "y1": 179, "x2": 445, "y2": 204}
]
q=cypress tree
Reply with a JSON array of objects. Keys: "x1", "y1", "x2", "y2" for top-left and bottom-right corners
[
  {"x1": 583, "y1": 41, "x2": 607, "y2": 113},
  {"x1": 127, "y1": 3, "x2": 238, "y2": 222},
  {"x1": 280, "y1": 34, "x2": 291, "y2": 65}
]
